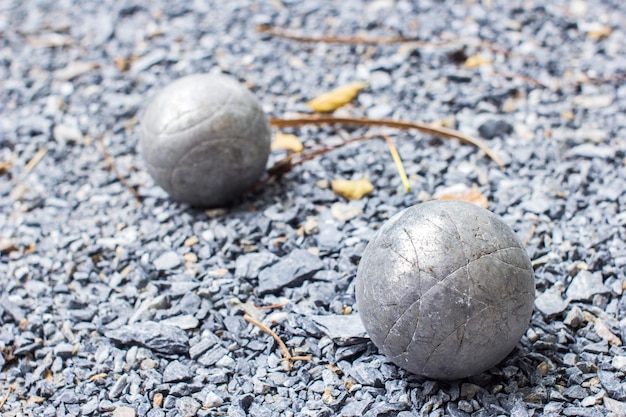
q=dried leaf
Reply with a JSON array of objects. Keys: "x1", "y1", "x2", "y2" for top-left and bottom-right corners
[
  {"x1": 272, "y1": 132, "x2": 304, "y2": 152},
  {"x1": 307, "y1": 82, "x2": 367, "y2": 113},
  {"x1": 436, "y1": 185, "x2": 488, "y2": 208},
  {"x1": 595, "y1": 318, "x2": 622, "y2": 346},
  {"x1": 465, "y1": 54, "x2": 492, "y2": 69},
  {"x1": 332, "y1": 178, "x2": 374, "y2": 200}
]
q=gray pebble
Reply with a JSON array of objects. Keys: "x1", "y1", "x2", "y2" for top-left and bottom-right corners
[
  {"x1": 535, "y1": 287, "x2": 569, "y2": 316},
  {"x1": 478, "y1": 119, "x2": 513, "y2": 139},
  {"x1": 105, "y1": 322, "x2": 189, "y2": 355},
  {"x1": 310, "y1": 314, "x2": 368, "y2": 346},
  {"x1": 163, "y1": 360, "x2": 193, "y2": 383},
  {"x1": 153, "y1": 251, "x2": 182, "y2": 271},
  {"x1": 566, "y1": 271, "x2": 610, "y2": 301},
  {"x1": 257, "y1": 249, "x2": 324, "y2": 295}
]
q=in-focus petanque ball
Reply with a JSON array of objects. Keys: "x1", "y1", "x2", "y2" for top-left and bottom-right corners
[
  {"x1": 140, "y1": 73, "x2": 271, "y2": 207},
  {"x1": 356, "y1": 200, "x2": 535, "y2": 380}
]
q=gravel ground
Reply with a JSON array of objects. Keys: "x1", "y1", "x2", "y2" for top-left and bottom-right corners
[{"x1": 1, "y1": 0, "x2": 626, "y2": 416}]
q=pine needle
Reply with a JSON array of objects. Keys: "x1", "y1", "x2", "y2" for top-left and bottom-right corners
[{"x1": 384, "y1": 135, "x2": 411, "y2": 192}]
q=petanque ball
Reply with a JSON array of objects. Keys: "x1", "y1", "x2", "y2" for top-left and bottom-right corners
[
  {"x1": 139, "y1": 73, "x2": 271, "y2": 207},
  {"x1": 356, "y1": 200, "x2": 535, "y2": 380}
]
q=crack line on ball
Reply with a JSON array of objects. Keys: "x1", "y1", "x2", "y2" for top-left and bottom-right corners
[{"x1": 419, "y1": 304, "x2": 492, "y2": 369}]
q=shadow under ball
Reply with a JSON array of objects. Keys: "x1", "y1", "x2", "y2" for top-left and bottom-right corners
[
  {"x1": 140, "y1": 73, "x2": 271, "y2": 207},
  {"x1": 356, "y1": 200, "x2": 535, "y2": 380}
]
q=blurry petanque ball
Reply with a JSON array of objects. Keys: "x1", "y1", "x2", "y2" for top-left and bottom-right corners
[
  {"x1": 140, "y1": 73, "x2": 271, "y2": 207},
  {"x1": 356, "y1": 200, "x2": 535, "y2": 380}
]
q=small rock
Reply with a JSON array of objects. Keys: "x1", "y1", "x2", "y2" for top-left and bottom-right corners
[
  {"x1": 535, "y1": 287, "x2": 569, "y2": 316},
  {"x1": 53, "y1": 124, "x2": 83, "y2": 144},
  {"x1": 564, "y1": 385, "x2": 587, "y2": 399},
  {"x1": 257, "y1": 249, "x2": 324, "y2": 295},
  {"x1": 161, "y1": 315, "x2": 199, "y2": 330},
  {"x1": 189, "y1": 332, "x2": 221, "y2": 359},
  {"x1": 234, "y1": 252, "x2": 278, "y2": 279},
  {"x1": 53, "y1": 61, "x2": 98, "y2": 81},
  {"x1": 163, "y1": 360, "x2": 193, "y2": 383},
  {"x1": 598, "y1": 370, "x2": 626, "y2": 401},
  {"x1": 112, "y1": 406, "x2": 136, "y2": 417},
  {"x1": 350, "y1": 361, "x2": 384, "y2": 387},
  {"x1": 478, "y1": 119, "x2": 513, "y2": 139},
  {"x1": 198, "y1": 345, "x2": 228, "y2": 366},
  {"x1": 53, "y1": 342, "x2": 75, "y2": 359},
  {"x1": 175, "y1": 397, "x2": 201, "y2": 417},
  {"x1": 604, "y1": 397, "x2": 626, "y2": 415},
  {"x1": 153, "y1": 251, "x2": 181, "y2": 270},
  {"x1": 573, "y1": 94, "x2": 613, "y2": 109},
  {"x1": 130, "y1": 49, "x2": 167, "y2": 73},
  {"x1": 330, "y1": 202, "x2": 363, "y2": 222},
  {"x1": 203, "y1": 392, "x2": 224, "y2": 408},
  {"x1": 611, "y1": 356, "x2": 626, "y2": 371},
  {"x1": 566, "y1": 271, "x2": 610, "y2": 301},
  {"x1": 460, "y1": 383, "x2": 481, "y2": 400},
  {"x1": 310, "y1": 314, "x2": 368, "y2": 346},
  {"x1": 367, "y1": 103, "x2": 393, "y2": 119},
  {"x1": 340, "y1": 399, "x2": 370, "y2": 416},
  {"x1": 108, "y1": 375, "x2": 128, "y2": 400},
  {"x1": 564, "y1": 306, "x2": 585, "y2": 327},
  {"x1": 566, "y1": 144, "x2": 615, "y2": 159},
  {"x1": 446, "y1": 402, "x2": 471, "y2": 417},
  {"x1": 105, "y1": 322, "x2": 189, "y2": 355}
]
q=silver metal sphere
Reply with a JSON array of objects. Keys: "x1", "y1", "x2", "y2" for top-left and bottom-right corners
[
  {"x1": 356, "y1": 200, "x2": 535, "y2": 380},
  {"x1": 139, "y1": 73, "x2": 271, "y2": 207}
]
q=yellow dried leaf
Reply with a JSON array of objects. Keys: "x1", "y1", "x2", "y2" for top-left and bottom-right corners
[
  {"x1": 437, "y1": 187, "x2": 488, "y2": 208},
  {"x1": 331, "y1": 178, "x2": 374, "y2": 200},
  {"x1": 307, "y1": 82, "x2": 367, "y2": 112},
  {"x1": 465, "y1": 54, "x2": 492, "y2": 69},
  {"x1": 271, "y1": 132, "x2": 304, "y2": 152}
]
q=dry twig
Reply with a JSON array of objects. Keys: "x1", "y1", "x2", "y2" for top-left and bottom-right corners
[
  {"x1": 270, "y1": 115, "x2": 504, "y2": 167},
  {"x1": 256, "y1": 24, "x2": 442, "y2": 45},
  {"x1": 243, "y1": 314, "x2": 312, "y2": 368},
  {"x1": 97, "y1": 135, "x2": 142, "y2": 202},
  {"x1": 523, "y1": 224, "x2": 537, "y2": 247},
  {"x1": 0, "y1": 385, "x2": 14, "y2": 408}
]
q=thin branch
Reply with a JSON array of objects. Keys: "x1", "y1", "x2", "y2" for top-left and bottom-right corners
[
  {"x1": 97, "y1": 135, "x2": 142, "y2": 202},
  {"x1": 256, "y1": 24, "x2": 442, "y2": 46},
  {"x1": 492, "y1": 70, "x2": 547, "y2": 89},
  {"x1": 243, "y1": 313, "x2": 312, "y2": 368},
  {"x1": 0, "y1": 385, "x2": 13, "y2": 408},
  {"x1": 269, "y1": 115, "x2": 504, "y2": 167},
  {"x1": 24, "y1": 148, "x2": 48, "y2": 173},
  {"x1": 523, "y1": 224, "x2": 537, "y2": 247}
]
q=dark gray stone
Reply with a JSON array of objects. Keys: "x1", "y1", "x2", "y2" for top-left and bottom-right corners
[
  {"x1": 105, "y1": 322, "x2": 189, "y2": 355},
  {"x1": 310, "y1": 314, "x2": 368, "y2": 346},
  {"x1": 257, "y1": 249, "x2": 324, "y2": 295},
  {"x1": 478, "y1": 120, "x2": 513, "y2": 139}
]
